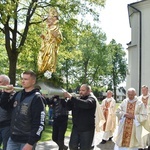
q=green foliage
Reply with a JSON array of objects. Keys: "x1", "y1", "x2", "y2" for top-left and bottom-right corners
[
  {"x1": 107, "y1": 39, "x2": 127, "y2": 85},
  {"x1": 0, "y1": 33, "x2": 9, "y2": 74},
  {"x1": 69, "y1": 24, "x2": 108, "y2": 86},
  {"x1": 103, "y1": 39, "x2": 127, "y2": 98},
  {"x1": 0, "y1": 0, "x2": 106, "y2": 85},
  {"x1": 0, "y1": 0, "x2": 18, "y2": 24},
  {"x1": 92, "y1": 86, "x2": 107, "y2": 97}
]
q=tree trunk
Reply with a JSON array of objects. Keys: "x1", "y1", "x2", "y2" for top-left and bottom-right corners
[
  {"x1": 112, "y1": 68, "x2": 117, "y2": 101},
  {"x1": 65, "y1": 60, "x2": 69, "y2": 90},
  {"x1": 83, "y1": 60, "x2": 88, "y2": 84},
  {"x1": 114, "y1": 86, "x2": 117, "y2": 101},
  {"x1": 8, "y1": 53, "x2": 18, "y2": 85}
]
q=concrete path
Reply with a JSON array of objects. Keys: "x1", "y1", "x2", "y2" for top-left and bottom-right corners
[{"x1": 36, "y1": 132, "x2": 115, "y2": 150}]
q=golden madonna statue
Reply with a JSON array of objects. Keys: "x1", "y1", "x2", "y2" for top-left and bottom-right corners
[{"x1": 38, "y1": 8, "x2": 63, "y2": 75}]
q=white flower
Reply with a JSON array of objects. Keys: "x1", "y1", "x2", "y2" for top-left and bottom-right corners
[{"x1": 44, "y1": 70, "x2": 52, "y2": 79}]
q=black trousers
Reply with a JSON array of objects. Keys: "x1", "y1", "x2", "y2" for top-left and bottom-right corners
[
  {"x1": 69, "y1": 126, "x2": 95, "y2": 150},
  {"x1": 52, "y1": 115, "x2": 68, "y2": 149}
]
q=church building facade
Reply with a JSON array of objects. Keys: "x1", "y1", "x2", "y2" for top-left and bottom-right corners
[{"x1": 127, "y1": 0, "x2": 150, "y2": 95}]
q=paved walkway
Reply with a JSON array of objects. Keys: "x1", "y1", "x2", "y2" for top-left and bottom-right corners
[{"x1": 36, "y1": 132, "x2": 115, "y2": 150}]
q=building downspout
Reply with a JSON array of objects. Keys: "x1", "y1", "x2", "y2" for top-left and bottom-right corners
[{"x1": 129, "y1": 4, "x2": 142, "y2": 95}]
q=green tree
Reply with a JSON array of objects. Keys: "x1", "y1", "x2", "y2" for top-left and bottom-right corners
[
  {"x1": 106, "y1": 39, "x2": 127, "y2": 100},
  {"x1": 75, "y1": 24, "x2": 108, "y2": 86},
  {"x1": 56, "y1": 23, "x2": 108, "y2": 90}
]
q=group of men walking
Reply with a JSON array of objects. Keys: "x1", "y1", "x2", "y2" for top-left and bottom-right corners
[
  {"x1": 0, "y1": 72, "x2": 97, "y2": 150},
  {"x1": 1, "y1": 70, "x2": 150, "y2": 150}
]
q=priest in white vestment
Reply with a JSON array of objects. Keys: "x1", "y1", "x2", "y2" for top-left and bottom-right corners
[
  {"x1": 138, "y1": 85, "x2": 150, "y2": 150},
  {"x1": 113, "y1": 88, "x2": 147, "y2": 150},
  {"x1": 100, "y1": 90, "x2": 116, "y2": 144}
]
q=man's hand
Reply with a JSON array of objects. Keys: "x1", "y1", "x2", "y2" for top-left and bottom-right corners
[
  {"x1": 4, "y1": 85, "x2": 14, "y2": 93},
  {"x1": 103, "y1": 107, "x2": 108, "y2": 111},
  {"x1": 22, "y1": 143, "x2": 33, "y2": 150},
  {"x1": 63, "y1": 92, "x2": 72, "y2": 99},
  {"x1": 124, "y1": 113, "x2": 135, "y2": 119}
]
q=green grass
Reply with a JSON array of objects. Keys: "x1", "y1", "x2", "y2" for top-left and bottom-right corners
[
  {"x1": 40, "y1": 118, "x2": 72, "y2": 142},
  {"x1": 40, "y1": 106, "x2": 73, "y2": 142},
  {"x1": 40, "y1": 123, "x2": 53, "y2": 141},
  {"x1": 65, "y1": 118, "x2": 73, "y2": 137},
  {"x1": 116, "y1": 102, "x2": 120, "y2": 108}
]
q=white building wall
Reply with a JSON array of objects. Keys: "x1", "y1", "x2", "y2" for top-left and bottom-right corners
[
  {"x1": 130, "y1": 13, "x2": 140, "y2": 46},
  {"x1": 127, "y1": 1, "x2": 150, "y2": 95},
  {"x1": 127, "y1": 45, "x2": 139, "y2": 92},
  {"x1": 140, "y1": 5, "x2": 150, "y2": 86},
  {"x1": 127, "y1": 8, "x2": 140, "y2": 93}
]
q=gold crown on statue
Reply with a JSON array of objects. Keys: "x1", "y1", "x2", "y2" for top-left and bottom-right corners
[{"x1": 48, "y1": 8, "x2": 58, "y2": 17}]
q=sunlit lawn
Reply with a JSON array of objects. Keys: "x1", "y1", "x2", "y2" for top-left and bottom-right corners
[
  {"x1": 40, "y1": 118, "x2": 72, "y2": 142},
  {"x1": 40, "y1": 106, "x2": 72, "y2": 142},
  {"x1": 116, "y1": 102, "x2": 121, "y2": 108}
]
